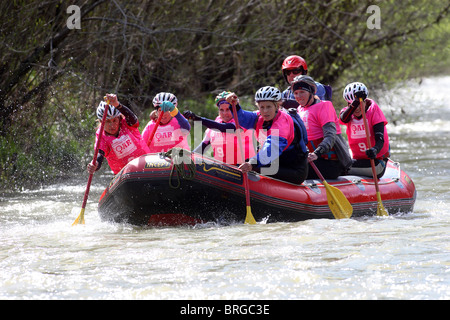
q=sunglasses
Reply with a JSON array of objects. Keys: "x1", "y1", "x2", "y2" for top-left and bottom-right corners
[{"x1": 284, "y1": 68, "x2": 303, "y2": 76}]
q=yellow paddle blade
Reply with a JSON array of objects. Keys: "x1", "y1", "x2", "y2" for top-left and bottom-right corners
[
  {"x1": 72, "y1": 208, "x2": 86, "y2": 226},
  {"x1": 245, "y1": 206, "x2": 257, "y2": 224},
  {"x1": 323, "y1": 181, "x2": 353, "y2": 219},
  {"x1": 376, "y1": 191, "x2": 389, "y2": 216}
]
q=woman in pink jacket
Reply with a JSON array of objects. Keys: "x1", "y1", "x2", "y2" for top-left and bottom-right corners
[
  {"x1": 184, "y1": 91, "x2": 256, "y2": 165},
  {"x1": 339, "y1": 82, "x2": 390, "y2": 178},
  {"x1": 87, "y1": 93, "x2": 150, "y2": 175},
  {"x1": 292, "y1": 75, "x2": 352, "y2": 180},
  {"x1": 141, "y1": 92, "x2": 191, "y2": 153}
]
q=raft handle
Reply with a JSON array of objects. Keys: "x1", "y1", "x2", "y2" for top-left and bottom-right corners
[{"x1": 391, "y1": 161, "x2": 401, "y2": 182}]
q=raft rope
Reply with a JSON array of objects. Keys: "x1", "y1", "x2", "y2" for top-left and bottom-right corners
[{"x1": 161, "y1": 148, "x2": 196, "y2": 189}]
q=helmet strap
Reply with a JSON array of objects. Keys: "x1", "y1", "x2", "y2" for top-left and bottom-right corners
[{"x1": 305, "y1": 93, "x2": 314, "y2": 107}]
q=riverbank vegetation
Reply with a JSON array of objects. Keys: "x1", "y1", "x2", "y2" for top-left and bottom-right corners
[{"x1": 1, "y1": 0, "x2": 449, "y2": 190}]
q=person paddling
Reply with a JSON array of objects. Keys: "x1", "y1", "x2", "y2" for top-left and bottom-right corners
[
  {"x1": 293, "y1": 75, "x2": 352, "y2": 180},
  {"x1": 229, "y1": 86, "x2": 309, "y2": 185},
  {"x1": 184, "y1": 91, "x2": 256, "y2": 165},
  {"x1": 87, "y1": 93, "x2": 150, "y2": 175},
  {"x1": 141, "y1": 92, "x2": 191, "y2": 152},
  {"x1": 339, "y1": 82, "x2": 390, "y2": 179}
]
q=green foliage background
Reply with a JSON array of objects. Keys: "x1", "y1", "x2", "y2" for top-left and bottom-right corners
[{"x1": 0, "y1": 0, "x2": 449, "y2": 190}]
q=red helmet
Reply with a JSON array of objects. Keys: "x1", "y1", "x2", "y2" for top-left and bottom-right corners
[{"x1": 282, "y1": 55, "x2": 308, "y2": 72}]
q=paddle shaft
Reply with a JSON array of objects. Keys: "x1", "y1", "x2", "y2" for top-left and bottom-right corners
[
  {"x1": 82, "y1": 103, "x2": 109, "y2": 209},
  {"x1": 147, "y1": 110, "x2": 165, "y2": 146},
  {"x1": 231, "y1": 104, "x2": 250, "y2": 200},
  {"x1": 230, "y1": 101, "x2": 256, "y2": 224},
  {"x1": 359, "y1": 99, "x2": 381, "y2": 190},
  {"x1": 309, "y1": 158, "x2": 326, "y2": 181},
  {"x1": 359, "y1": 98, "x2": 388, "y2": 216}
]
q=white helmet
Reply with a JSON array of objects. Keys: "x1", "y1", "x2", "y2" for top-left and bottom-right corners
[
  {"x1": 255, "y1": 86, "x2": 282, "y2": 102},
  {"x1": 152, "y1": 92, "x2": 178, "y2": 108},
  {"x1": 343, "y1": 82, "x2": 369, "y2": 103},
  {"x1": 96, "y1": 101, "x2": 121, "y2": 120}
]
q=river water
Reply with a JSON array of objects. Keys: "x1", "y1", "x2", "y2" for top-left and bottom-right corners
[{"x1": 1, "y1": 76, "x2": 449, "y2": 301}]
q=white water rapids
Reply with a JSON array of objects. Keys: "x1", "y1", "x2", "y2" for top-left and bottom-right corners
[{"x1": 1, "y1": 76, "x2": 449, "y2": 300}]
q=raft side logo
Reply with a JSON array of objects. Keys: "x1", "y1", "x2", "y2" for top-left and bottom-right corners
[{"x1": 144, "y1": 162, "x2": 170, "y2": 169}]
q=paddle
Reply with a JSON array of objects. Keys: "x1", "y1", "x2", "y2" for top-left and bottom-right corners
[
  {"x1": 359, "y1": 98, "x2": 388, "y2": 216},
  {"x1": 308, "y1": 159, "x2": 353, "y2": 219},
  {"x1": 229, "y1": 98, "x2": 257, "y2": 224},
  {"x1": 147, "y1": 110, "x2": 165, "y2": 146},
  {"x1": 72, "y1": 101, "x2": 109, "y2": 226}
]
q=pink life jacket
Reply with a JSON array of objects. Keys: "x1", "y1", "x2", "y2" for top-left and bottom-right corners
[
  {"x1": 298, "y1": 100, "x2": 341, "y2": 160},
  {"x1": 297, "y1": 100, "x2": 342, "y2": 139},
  {"x1": 205, "y1": 116, "x2": 256, "y2": 165},
  {"x1": 142, "y1": 116, "x2": 190, "y2": 153},
  {"x1": 97, "y1": 118, "x2": 150, "y2": 174},
  {"x1": 339, "y1": 99, "x2": 390, "y2": 160},
  {"x1": 255, "y1": 110, "x2": 295, "y2": 152}
]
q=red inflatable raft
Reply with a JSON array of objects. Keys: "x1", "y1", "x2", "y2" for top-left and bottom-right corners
[{"x1": 98, "y1": 150, "x2": 416, "y2": 226}]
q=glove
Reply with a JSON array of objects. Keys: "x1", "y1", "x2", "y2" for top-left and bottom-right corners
[
  {"x1": 313, "y1": 146, "x2": 325, "y2": 157},
  {"x1": 354, "y1": 91, "x2": 367, "y2": 101},
  {"x1": 160, "y1": 101, "x2": 175, "y2": 112},
  {"x1": 351, "y1": 99, "x2": 360, "y2": 108},
  {"x1": 183, "y1": 110, "x2": 201, "y2": 121},
  {"x1": 365, "y1": 147, "x2": 378, "y2": 159}
]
